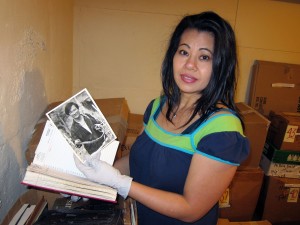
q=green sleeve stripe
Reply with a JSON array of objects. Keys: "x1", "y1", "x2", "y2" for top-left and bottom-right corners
[
  {"x1": 144, "y1": 128, "x2": 195, "y2": 154},
  {"x1": 145, "y1": 117, "x2": 195, "y2": 154},
  {"x1": 147, "y1": 97, "x2": 194, "y2": 152},
  {"x1": 192, "y1": 114, "x2": 244, "y2": 149},
  {"x1": 151, "y1": 98, "x2": 161, "y2": 115},
  {"x1": 146, "y1": 98, "x2": 244, "y2": 155}
]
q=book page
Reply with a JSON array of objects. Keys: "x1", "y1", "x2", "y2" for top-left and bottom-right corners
[
  {"x1": 27, "y1": 164, "x2": 115, "y2": 193},
  {"x1": 99, "y1": 139, "x2": 119, "y2": 165},
  {"x1": 46, "y1": 89, "x2": 117, "y2": 163},
  {"x1": 33, "y1": 120, "x2": 85, "y2": 177},
  {"x1": 22, "y1": 167, "x2": 117, "y2": 201},
  {"x1": 33, "y1": 120, "x2": 119, "y2": 178}
]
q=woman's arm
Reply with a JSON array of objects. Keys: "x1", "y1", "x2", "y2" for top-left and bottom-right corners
[
  {"x1": 75, "y1": 146, "x2": 236, "y2": 222},
  {"x1": 128, "y1": 153, "x2": 236, "y2": 223}
]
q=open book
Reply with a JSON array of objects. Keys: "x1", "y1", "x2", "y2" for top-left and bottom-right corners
[{"x1": 22, "y1": 89, "x2": 119, "y2": 202}]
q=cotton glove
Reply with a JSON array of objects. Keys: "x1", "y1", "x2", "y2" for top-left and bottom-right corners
[
  {"x1": 74, "y1": 155, "x2": 132, "y2": 199},
  {"x1": 60, "y1": 193, "x2": 89, "y2": 202}
]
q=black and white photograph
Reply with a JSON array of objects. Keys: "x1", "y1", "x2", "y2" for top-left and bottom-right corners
[{"x1": 46, "y1": 88, "x2": 116, "y2": 162}]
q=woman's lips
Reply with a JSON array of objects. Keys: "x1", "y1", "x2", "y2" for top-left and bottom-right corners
[{"x1": 180, "y1": 74, "x2": 197, "y2": 83}]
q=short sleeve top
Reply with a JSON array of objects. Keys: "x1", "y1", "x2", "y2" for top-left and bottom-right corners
[{"x1": 129, "y1": 98, "x2": 250, "y2": 225}]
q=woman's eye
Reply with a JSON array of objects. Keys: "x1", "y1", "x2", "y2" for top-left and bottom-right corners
[
  {"x1": 179, "y1": 50, "x2": 188, "y2": 56},
  {"x1": 200, "y1": 55, "x2": 210, "y2": 61}
]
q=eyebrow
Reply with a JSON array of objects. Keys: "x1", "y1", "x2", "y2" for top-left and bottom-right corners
[
  {"x1": 179, "y1": 43, "x2": 213, "y2": 54},
  {"x1": 199, "y1": 47, "x2": 213, "y2": 54}
]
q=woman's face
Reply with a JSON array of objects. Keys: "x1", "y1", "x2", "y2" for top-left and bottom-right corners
[{"x1": 173, "y1": 29, "x2": 214, "y2": 97}]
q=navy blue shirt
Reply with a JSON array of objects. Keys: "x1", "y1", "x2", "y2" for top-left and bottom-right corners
[{"x1": 129, "y1": 98, "x2": 250, "y2": 225}]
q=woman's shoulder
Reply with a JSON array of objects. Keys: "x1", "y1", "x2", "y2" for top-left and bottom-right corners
[
  {"x1": 193, "y1": 105, "x2": 243, "y2": 135},
  {"x1": 145, "y1": 97, "x2": 165, "y2": 113},
  {"x1": 143, "y1": 97, "x2": 162, "y2": 124},
  {"x1": 206, "y1": 103, "x2": 239, "y2": 120}
]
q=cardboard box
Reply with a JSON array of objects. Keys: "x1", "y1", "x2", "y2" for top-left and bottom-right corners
[
  {"x1": 126, "y1": 113, "x2": 144, "y2": 135},
  {"x1": 1, "y1": 189, "x2": 132, "y2": 225},
  {"x1": 218, "y1": 219, "x2": 231, "y2": 225},
  {"x1": 248, "y1": 60, "x2": 300, "y2": 117},
  {"x1": 260, "y1": 154, "x2": 300, "y2": 179},
  {"x1": 121, "y1": 134, "x2": 138, "y2": 157},
  {"x1": 260, "y1": 141, "x2": 300, "y2": 179},
  {"x1": 236, "y1": 102, "x2": 270, "y2": 168},
  {"x1": 25, "y1": 98, "x2": 129, "y2": 164},
  {"x1": 1, "y1": 189, "x2": 60, "y2": 225},
  {"x1": 256, "y1": 176, "x2": 300, "y2": 224},
  {"x1": 267, "y1": 111, "x2": 300, "y2": 151},
  {"x1": 217, "y1": 219, "x2": 272, "y2": 225},
  {"x1": 229, "y1": 221, "x2": 272, "y2": 225},
  {"x1": 262, "y1": 141, "x2": 300, "y2": 165},
  {"x1": 219, "y1": 167, "x2": 264, "y2": 221},
  {"x1": 120, "y1": 113, "x2": 143, "y2": 157}
]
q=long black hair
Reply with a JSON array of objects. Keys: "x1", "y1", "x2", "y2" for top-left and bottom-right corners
[{"x1": 161, "y1": 11, "x2": 242, "y2": 126}]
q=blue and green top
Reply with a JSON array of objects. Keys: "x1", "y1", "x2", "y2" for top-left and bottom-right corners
[{"x1": 129, "y1": 97, "x2": 250, "y2": 225}]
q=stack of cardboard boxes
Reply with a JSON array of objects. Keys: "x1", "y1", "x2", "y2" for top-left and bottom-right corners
[
  {"x1": 249, "y1": 60, "x2": 300, "y2": 224},
  {"x1": 218, "y1": 102, "x2": 269, "y2": 221},
  {"x1": 261, "y1": 112, "x2": 300, "y2": 179}
]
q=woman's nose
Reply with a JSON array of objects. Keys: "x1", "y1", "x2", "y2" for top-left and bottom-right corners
[{"x1": 185, "y1": 57, "x2": 197, "y2": 71}]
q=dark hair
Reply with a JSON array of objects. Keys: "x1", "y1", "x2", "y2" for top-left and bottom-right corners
[
  {"x1": 161, "y1": 11, "x2": 241, "y2": 126},
  {"x1": 65, "y1": 102, "x2": 79, "y2": 115}
]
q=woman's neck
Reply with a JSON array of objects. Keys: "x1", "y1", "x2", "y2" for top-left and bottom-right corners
[
  {"x1": 158, "y1": 100, "x2": 200, "y2": 133},
  {"x1": 173, "y1": 93, "x2": 200, "y2": 117}
]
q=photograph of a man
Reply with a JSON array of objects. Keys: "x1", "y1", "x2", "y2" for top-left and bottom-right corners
[{"x1": 64, "y1": 102, "x2": 106, "y2": 154}]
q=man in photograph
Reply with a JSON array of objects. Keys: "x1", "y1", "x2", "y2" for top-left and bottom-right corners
[{"x1": 64, "y1": 101, "x2": 106, "y2": 154}]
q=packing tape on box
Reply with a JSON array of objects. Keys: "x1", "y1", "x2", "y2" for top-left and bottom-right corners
[
  {"x1": 272, "y1": 83, "x2": 296, "y2": 88},
  {"x1": 285, "y1": 183, "x2": 300, "y2": 188}
]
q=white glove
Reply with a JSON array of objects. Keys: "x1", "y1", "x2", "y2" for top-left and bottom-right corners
[
  {"x1": 60, "y1": 193, "x2": 89, "y2": 202},
  {"x1": 74, "y1": 155, "x2": 132, "y2": 199}
]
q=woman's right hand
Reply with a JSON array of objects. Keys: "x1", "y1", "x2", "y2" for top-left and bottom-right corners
[{"x1": 74, "y1": 154, "x2": 132, "y2": 199}]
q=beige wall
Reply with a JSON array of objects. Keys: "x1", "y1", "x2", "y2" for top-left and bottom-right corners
[
  {"x1": 0, "y1": 0, "x2": 73, "y2": 222},
  {"x1": 74, "y1": 0, "x2": 300, "y2": 114}
]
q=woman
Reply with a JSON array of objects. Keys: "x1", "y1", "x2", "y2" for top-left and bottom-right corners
[{"x1": 75, "y1": 11, "x2": 250, "y2": 225}]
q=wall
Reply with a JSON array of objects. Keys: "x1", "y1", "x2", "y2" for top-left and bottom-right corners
[
  {"x1": 0, "y1": 0, "x2": 73, "y2": 222},
  {"x1": 74, "y1": 0, "x2": 300, "y2": 114}
]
